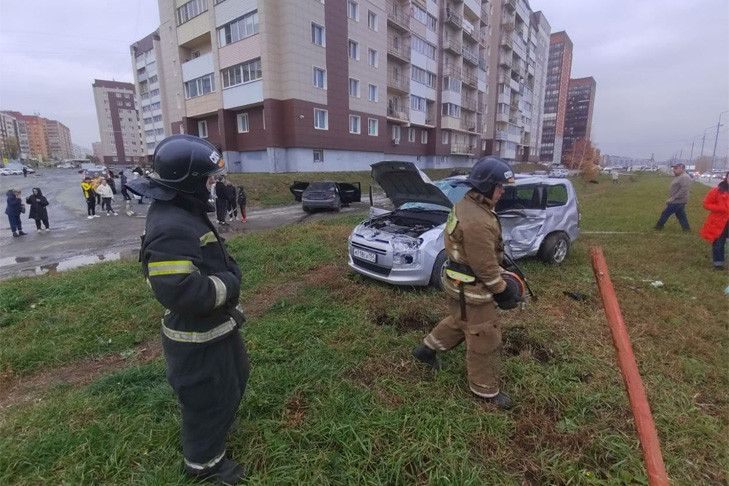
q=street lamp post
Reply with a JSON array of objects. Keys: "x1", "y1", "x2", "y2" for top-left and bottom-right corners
[{"x1": 710, "y1": 111, "x2": 728, "y2": 175}]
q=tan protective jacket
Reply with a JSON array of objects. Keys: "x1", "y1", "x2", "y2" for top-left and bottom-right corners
[{"x1": 444, "y1": 191, "x2": 507, "y2": 304}]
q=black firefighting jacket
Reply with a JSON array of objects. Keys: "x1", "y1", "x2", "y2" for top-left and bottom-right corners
[{"x1": 140, "y1": 192, "x2": 244, "y2": 344}]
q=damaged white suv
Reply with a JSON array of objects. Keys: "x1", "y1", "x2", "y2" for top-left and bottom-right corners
[{"x1": 347, "y1": 161, "x2": 580, "y2": 288}]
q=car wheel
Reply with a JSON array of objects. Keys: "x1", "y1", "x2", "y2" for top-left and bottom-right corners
[
  {"x1": 539, "y1": 232, "x2": 570, "y2": 265},
  {"x1": 335, "y1": 199, "x2": 342, "y2": 212},
  {"x1": 303, "y1": 206, "x2": 312, "y2": 213},
  {"x1": 429, "y1": 250, "x2": 449, "y2": 290}
]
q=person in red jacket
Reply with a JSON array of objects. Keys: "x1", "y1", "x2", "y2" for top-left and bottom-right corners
[{"x1": 699, "y1": 172, "x2": 729, "y2": 270}]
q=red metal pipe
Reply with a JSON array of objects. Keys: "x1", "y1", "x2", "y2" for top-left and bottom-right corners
[{"x1": 590, "y1": 247, "x2": 669, "y2": 486}]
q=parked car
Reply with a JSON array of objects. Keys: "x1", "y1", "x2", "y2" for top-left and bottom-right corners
[
  {"x1": 549, "y1": 168, "x2": 569, "y2": 178},
  {"x1": 532, "y1": 170, "x2": 549, "y2": 177},
  {"x1": 22, "y1": 165, "x2": 35, "y2": 174},
  {"x1": 290, "y1": 181, "x2": 361, "y2": 212},
  {"x1": 0, "y1": 168, "x2": 22, "y2": 176},
  {"x1": 347, "y1": 161, "x2": 580, "y2": 289}
]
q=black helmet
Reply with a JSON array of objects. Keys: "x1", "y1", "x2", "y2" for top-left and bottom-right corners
[
  {"x1": 466, "y1": 156, "x2": 515, "y2": 195},
  {"x1": 150, "y1": 134, "x2": 226, "y2": 193}
]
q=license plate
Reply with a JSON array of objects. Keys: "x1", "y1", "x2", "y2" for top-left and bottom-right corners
[{"x1": 353, "y1": 247, "x2": 377, "y2": 263}]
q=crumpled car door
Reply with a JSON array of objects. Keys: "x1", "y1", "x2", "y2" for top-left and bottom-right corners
[
  {"x1": 496, "y1": 184, "x2": 547, "y2": 259},
  {"x1": 338, "y1": 182, "x2": 361, "y2": 203}
]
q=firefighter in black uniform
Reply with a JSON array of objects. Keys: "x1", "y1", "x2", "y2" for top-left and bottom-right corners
[{"x1": 126, "y1": 134, "x2": 249, "y2": 484}]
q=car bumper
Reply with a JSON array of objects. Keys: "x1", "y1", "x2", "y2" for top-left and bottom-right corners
[
  {"x1": 347, "y1": 250, "x2": 431, "y2": 286},
  {"x1": 302, "y1": 200, "x2": 337, "y2": 209}
]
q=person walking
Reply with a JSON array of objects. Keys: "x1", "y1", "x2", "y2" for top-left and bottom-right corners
[
  {"x1": 225, "y1": 181, "x2": 237, "y2": 222},
  {"x1": 126, "y1": 135, "x2": 249, "y2": 484},
  {"x1": 5, "y1": 189, "x2": 27, "y2": 237},
  {"x1": 96, "y1": 178, "x2": 118, "y2": 216},
  {"x1": 412, "y1": 157, "x2": 521, "y2": 409},
  {"x1": 119, "y1": 171, "x2": 136, "y2": 216},
  {"x1": 237, "y1": 184, "x2": 247, "y2": 223},
  {"x1": 26, "y1": 187, "x2": 50, "y2": 231},
  {"x1": 106, "y1": 169, "x2": 117, "y2": 195},
  {"x1": 699, "y1": 171, "x2": 729, "y2": 270},
  {"x1": 214, "y1": 176, "x2": 229, "y2": 225},
  {"x1": 22, "y1": 166, "x2": 28, "y2": 177},
  {"x1": 81, "y1": 177, "x2": 99, "y2": 219},
  {"x1": 655, "y1": 163, "x2": 692, "y2": 231}
]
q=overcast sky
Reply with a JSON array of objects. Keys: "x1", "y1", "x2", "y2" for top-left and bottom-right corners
[{"x1": 1, "y1": 0, "x2": 727, "y2": 162}]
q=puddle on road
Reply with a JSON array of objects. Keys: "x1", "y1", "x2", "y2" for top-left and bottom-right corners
[{"x1": 0, "y1": 249, "x2": 139, "y2": 279}]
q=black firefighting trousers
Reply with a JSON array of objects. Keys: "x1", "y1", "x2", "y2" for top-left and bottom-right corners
[{"x1": 162, "y1": 331, "x2": 250, "y2": 468}]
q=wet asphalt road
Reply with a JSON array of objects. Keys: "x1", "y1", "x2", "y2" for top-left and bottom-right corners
[{"x1": 0, "y1": 169, "x2": 370, "y2": 280}]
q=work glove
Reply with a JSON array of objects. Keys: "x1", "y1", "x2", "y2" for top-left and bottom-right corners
[
  {"x1": 212, "y1": 271, "x2": 241, "y2": 307},
  {"x1": 493, "y1": 285, "x2": 520, "y2": 310}
]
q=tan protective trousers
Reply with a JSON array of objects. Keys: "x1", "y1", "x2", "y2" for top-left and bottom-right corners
[{"x1": 423, "y1": 296, "x2": 502, "y2": 397}]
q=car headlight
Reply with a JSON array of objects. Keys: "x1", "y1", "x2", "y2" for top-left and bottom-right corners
[{"x1": 391, "y1": 237, "x2": 423, "y2": 267}]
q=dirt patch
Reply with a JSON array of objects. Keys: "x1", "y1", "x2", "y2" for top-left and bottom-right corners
[
  {"x1": 0, "y1": 340, "x2": 161, "y2": 410},
  {"x1": 502, "y1": 326, "x2": 554, "y2": 364},
  {"x1": 369, "y1": 302, "x2": 441, "y2": 335},
  {"x1": 346, "y1": 352, "x2": 425, "y2": 407},
  {"x1": 283, "y1": 392, "x2": 308, "y2": 429}
]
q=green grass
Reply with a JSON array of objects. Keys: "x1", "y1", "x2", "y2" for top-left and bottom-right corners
[{"x1": 1, "y1": 174, "x2": 727, "y2": 485}]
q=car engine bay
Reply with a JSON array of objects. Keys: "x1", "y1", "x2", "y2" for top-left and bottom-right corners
[{"x1": 362, "y1": 210, "x2": 447, "y2": 238}]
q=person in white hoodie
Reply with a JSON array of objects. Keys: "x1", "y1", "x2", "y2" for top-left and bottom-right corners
[{"x1": 96, "y1": 179, "x2": 118, "y2": 216}]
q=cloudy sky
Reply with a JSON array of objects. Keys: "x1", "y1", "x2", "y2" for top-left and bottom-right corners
[{"x1": 1, "y1": 0, "x2": 727, "y2": 162}]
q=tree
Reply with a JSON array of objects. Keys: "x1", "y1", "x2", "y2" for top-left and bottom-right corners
[
  {"x1": 1, "y1": 136, "x2": 20, "y2": 160},
  {"x1": 564, "y1": 138, "x2": 599, "y2": 181},
  {"x1": 694, "y1": 156, "x2": 712, "y2": 174}
]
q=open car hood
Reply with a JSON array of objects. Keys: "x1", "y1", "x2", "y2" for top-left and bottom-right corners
[{"x1": 370, "y1": 161, "x2": 453, "y2": 209}]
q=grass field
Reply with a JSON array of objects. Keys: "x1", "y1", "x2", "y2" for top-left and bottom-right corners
[{"x1": 1, "y1": 174, "x2": 727, "y2": 485}]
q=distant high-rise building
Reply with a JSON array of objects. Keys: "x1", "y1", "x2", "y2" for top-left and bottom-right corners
[
  {"x1": 562, "y1": 76, "x2": 596, "y2": 162},
  {"x1": 44, "y1": 119, "x2": 74, "y2": 159},
  {"x1": 131, "y1": 30, "x2": 173, "y2": 160},
  {"x1": 92, "y1": 142, "x2": 103, "y2": 160},
  {"x1": 540, "y1": 31, "x2": 572, "y2": 165},
  {"x1": 92, "y1": 79, "x2": 145, "y2": 165},
  {"x1": 0, "y1": 112, "x2": 20, "y2": 159}
]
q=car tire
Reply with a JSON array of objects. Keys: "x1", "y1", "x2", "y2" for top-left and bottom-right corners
[
  {"x1": 539, "y1": 232, "x2": 570, "y2": 265},
  {"x1": 303, "y1": 206, "x2": 312, "y2": 213},
  {"x1": 429, "y1": 250, "x2": 449, "y2": 290},
  {"x1": 335, "y1": 199, "x2": 342, "y2": 212}
]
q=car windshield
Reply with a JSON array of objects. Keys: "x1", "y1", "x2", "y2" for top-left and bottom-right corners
[
  {"x1": 307, "y1": 181, "x2": 335, "y2": 191},
  {"x1": 398, "y1": 179, "x2": 469, "y2": 212}
]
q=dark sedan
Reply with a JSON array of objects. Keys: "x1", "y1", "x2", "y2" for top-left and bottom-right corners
[{"x1": 290, "y1": 181, "x2": 361, "y2": 212}]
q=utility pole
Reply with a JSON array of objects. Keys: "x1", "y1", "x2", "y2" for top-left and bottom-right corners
[
  {"x1": 710, "y1": 111, "x2": 728, "y2": 175},
  {"x1": 700, "y1": 133, "x2": 706, "y2": 157},
  {"x1": 689, "y1": 140, "x2": 694, "y2": 165}
]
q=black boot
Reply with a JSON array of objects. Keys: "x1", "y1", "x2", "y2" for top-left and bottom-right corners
[
  {"x1": 17, "y1": 230, "x2": 27, "y2": 236},
  {"x1": 478, "y1": 392, "x2": 513, "y2": 410},
  {"x1": 12, "y1": 231, "x2": 19, "y2": 237},
  {"x1": 412, "y1": 343, "x2": 440, "y2": 369},
  {"x1": 186, "y1": 458, "x2": 245, "y2": 485}
]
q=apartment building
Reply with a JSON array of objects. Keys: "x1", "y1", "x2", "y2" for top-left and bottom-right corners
[
  {"x1": 484, "y1": 0, "x2": 550, "y2": 161},
  {"x1": 539, "y1": 31, "x2": 572, "y2": 164},
  {"x1": 131, "y1": 30, "x2": 174, "y2": 160},
  {"x1": 92, "y1": 80, "x2": 146, "y2": 165},
  {"x1": 153, "y1": 0, "x2": 551, "y2": 172},
  {"x1": 0, "y1": 112, "x2": 20, "y2": 159},
  {"x1": 45, "y1": 119, "x2": 74, "y2": 160},
  {"x1": 562, "y1": 76, "x2": 596, "y2": 162}
]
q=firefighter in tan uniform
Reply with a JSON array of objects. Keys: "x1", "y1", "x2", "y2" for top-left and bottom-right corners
[{"x1": 413, "y1": 157, "x2": 521, "y2": 409}]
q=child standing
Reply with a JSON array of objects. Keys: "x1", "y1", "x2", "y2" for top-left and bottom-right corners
[{"x1": 96, "y1": 179, "x2": 118, "y2": 216}]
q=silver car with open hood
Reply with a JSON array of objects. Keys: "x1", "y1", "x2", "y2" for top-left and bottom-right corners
[{"x1": 347, "y1": 161, "x2": 580, "y2": 288}]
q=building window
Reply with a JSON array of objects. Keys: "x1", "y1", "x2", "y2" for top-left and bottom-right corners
[
  {"x1": 367, "y1": 10, "x2": 377, "y2": 31},
  {"x1": 421, "y1": 130, "x2": 428, "y2": 144},
  {"x1": 348, "y1": 39, "x2": 359, "y2": 60},
  {"x1": 413, "y1": 3, "x2": 427, "y2": 24},
  {"x1": 443, "y1": 76, "x2": 462, "y2": 93},
  {"x1": 218, "y1": 10, "x2": 259, "y2": 46},
  {"x1": 177, "y1": 0, "x2": 207, "y2": 26},
  {"x1": 237, "y1": 113, "x2": 249, "y2": 133},
  {"x1": 198, "y1": 120, "x2": 208, "y2": 138},
  {"x1": 411, "y1": 35, "x2": 436, "y2": 60},
  {"x1": 368, "y1": 118, "x2": 378, "y2": 136},
  {"x1": 184, "y1": 73, "x2": 215, "y2": 98},
  {"x1": 410, "y1": 95, "x2": 426, "y2": 112},
  {"x1": 349, "y1": 78, "x2": 360, "y2": 97},
  {"x1": 368, "y1": 48, "x2": 378, "y2": 67},
  {"x1": 442, "y1": 131, "x2": 450, "y2": 144},
  {"x1": 347, "y1": 0, "x2": 359, "y2": 20},
  {"x1": 412, "y1": 66, "x2": 436, "y2": 88},
  {"x1": 441, "y1": 103, "x2": 461, "y2": 118},
  {"x1": 368, "y1": 84, "x2": 378, "y2": 102},
  {"x1": 311, "y1": 23, "x2": 325, "y2": 46},
  {"x1": 408, "y1": 128, "x2": 415, "y2": 143},
  {"x1": 221, "y1": 58, "x2": 262, "y2": 88},
  {"x1": 349, "y1": 115, "x2": 361, "y2": 134},
  {"x1": 313, "y1": 67, "x2": 327, "y2": 89},
  {"x1": 314, "y1": 108, "x2": 328, "y2": 130},
  {"x1": 313, "y1": 149, "x2": 324, "y2": 163}
]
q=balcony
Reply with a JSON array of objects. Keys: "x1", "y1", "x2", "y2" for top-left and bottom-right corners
[
  {"x1": 444, "y1": 37, "x2": 462, "y2": 55},
  {"x1": 479, "y1": 29, "x2": 489, "y2": 46},
  {"x1": 387, "y1": 38, "x2": 411, "y2": 62},
  {"x1": 503, "y1": 0, "x2": 516, "y2": 11},
  {"x1": 496, "y1": 112, "x2": 510, "y2": 123},
  {"x1": 502, "y1": 21, "x2": 515, "y2": 32},
  {"x1": 460, "y1": 119, "x2": 478, "y2": 132},
  {"x1": 462, "y1": 96, "x2": 479, "y2": 112},
  {"x1": 444, "y1": 8, "x2": 462, "y2": 28},
  {"x1": 387, "y1": 73, "x2": 409, "y2": 93},
  {"x1": 387, "y1": 9, "x2": 410, "y2": 31},
  {"x1": 451, "y1": 143, "x2": 475, "y2": 155},
  {"x1": 495, "y1": 130, "x2": 509, "y2": 141},
  {"x1": 499, "y1": 54, "x2": 512, "y2": 68},
  {"x1": 444, "y1": 64, "x2": 463, "y2": 79},
  {"x1": 462, "y1": 47, "x2": 479, "y2": 66},
  {"x1": 500, "y1": 34, "x2": 513, "y2": 49},
  {"x1": 481, "y1": 4, "x2": 490, "y2": 22},
  {"x1": 387, "y1": 103, "x2": 410, "y2": 123},
  {"x1": 462, "y1": 70, "x2": 478, "y2": 88},
  {"x1": 463, "y1": 23, "x2": 479, "y2": 43}
]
